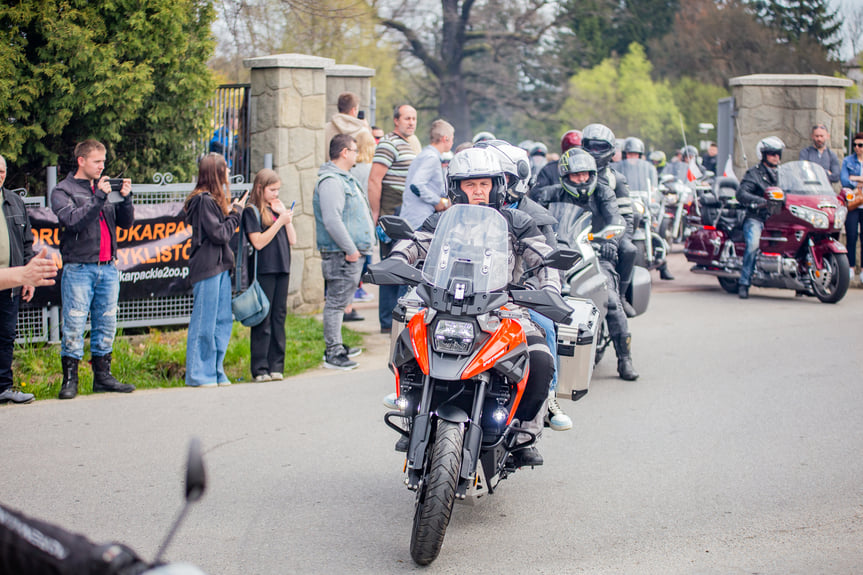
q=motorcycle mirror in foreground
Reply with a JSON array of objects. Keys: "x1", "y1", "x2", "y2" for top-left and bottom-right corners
[
  {"x1": 153, "y1": 438, "x2": 207, "y2": 564},
  {"x1": 379, "y1": 215, "x2": 416, "y2": 241}
]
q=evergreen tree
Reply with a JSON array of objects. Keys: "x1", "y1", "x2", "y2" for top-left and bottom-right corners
[
  {"x1": 0, "y1": 0, "x2": 216, "y2": 191},
  {"x1": 748, "y1": 0, "x2": 842, "y2": 55}
]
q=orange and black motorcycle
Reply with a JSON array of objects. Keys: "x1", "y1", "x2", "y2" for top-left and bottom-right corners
[{"x1": 364, "y1": 204, "x2": 576, "y2": 566}]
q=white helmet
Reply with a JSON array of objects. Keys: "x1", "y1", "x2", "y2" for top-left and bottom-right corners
[
  {"x1": 472, "y1": 131, "x2": 496, "y2": 145},
  {"x1": 446, "y1": 148, "x2": 508, "y2": 208},
  {"x1": 756, "y1": 136, "x2": 785, "y2": 161},
  {"x1": 475, "y1": 139, "x2": 531, "y2": 201}
]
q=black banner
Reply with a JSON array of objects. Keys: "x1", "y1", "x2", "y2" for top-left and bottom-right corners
[{"x1": 28, "y1": 202, "x2": 194, "y2": 306}]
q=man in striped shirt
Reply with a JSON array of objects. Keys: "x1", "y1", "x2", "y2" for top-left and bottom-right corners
[{"x1": 367, "y1": 104, "x2": 417, "y2": 333}]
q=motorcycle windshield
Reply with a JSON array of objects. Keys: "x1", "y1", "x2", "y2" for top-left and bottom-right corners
[
  {"x1": 613, "y1": 159, "x2": 658, "y2": 194},
  {"x1": 778, "y1": 161, "x2": 833, "y2": 196},
  {"x1": 421, "y1": 204, "x2": 510, "y2": 293},
  {"x1": 547, "y1": 202, "x2": 593, "y2": 245}
]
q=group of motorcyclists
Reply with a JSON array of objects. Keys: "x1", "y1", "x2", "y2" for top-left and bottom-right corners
[{"x1": 384, "y1": 123, "x2": 658, "y2": 467}]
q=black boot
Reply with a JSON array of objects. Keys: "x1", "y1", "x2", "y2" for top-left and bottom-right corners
[
  {"x1": 59, "y1": 357, "x2": 79, "y2": 400},
  {"x1": 613, "y1": 333, "x2": 640, "y2": 381},
  {"x1": 659, "y1": 265, "x2": 675, "y2": 280},
  {"x1": 91, "y1": 354, "x2": 135, "y2": 393}
]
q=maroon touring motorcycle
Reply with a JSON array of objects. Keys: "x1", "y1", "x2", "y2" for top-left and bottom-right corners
[{"x1": 684, "y1": 161, "x2": 850, "y2": 303}]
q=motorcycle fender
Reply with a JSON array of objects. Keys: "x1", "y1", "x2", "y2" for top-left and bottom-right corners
[
  {"x1": 436, "y1": 403, "x2": 469, "y2": 424},
  {"x1": 813, "y1": 238, "x2": 847, "y2": 256}
]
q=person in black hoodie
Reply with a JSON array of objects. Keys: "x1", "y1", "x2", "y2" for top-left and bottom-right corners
[
  {"x1": 183, "y1": 153, "x2": 247, "y2": 387},
  {"x1": 51, "y1": 140, "x2": 135, "y2": 399}
]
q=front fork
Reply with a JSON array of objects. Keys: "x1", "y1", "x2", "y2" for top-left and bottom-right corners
[{"x1": 402, "y1": 374, "x2": 487, "y2": 493}]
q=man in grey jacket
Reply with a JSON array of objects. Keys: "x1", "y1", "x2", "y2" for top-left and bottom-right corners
[
  {"x1": 799, "y1": 124, "x2": 840, "y2": 184},
  {"x1": 313, "y1": 134, "x2": 375, "y2": 370}
]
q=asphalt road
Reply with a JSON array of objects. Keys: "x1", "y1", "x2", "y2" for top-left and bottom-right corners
[{"x1": 1, "y1": 253, "x2": 862, "y2": 574}]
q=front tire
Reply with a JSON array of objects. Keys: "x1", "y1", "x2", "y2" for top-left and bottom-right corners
[
  {"x1": 410, "y1": 420, "x2": 464, "y2": 566},
  {"x1": 811, "y1": 251, "x2": 850, "y2": 303},
  {"x1": 717, "y1": 277, "x2": 738, "y2": 294}
]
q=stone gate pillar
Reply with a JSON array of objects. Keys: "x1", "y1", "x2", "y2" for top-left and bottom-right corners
[
  {"x1": 729, "y1": 74, "x2": 852, "y2": 178},
  {"x1": 244, "y1": 54, "x2": 334, "y2": 313}
]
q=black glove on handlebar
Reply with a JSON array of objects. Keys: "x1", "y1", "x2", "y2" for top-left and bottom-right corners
[{"x1": 599, "y1": 242, "x2": 618, "y2": 263}]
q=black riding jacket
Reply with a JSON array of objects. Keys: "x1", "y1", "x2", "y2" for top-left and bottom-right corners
[{"x1": 737, "y1": 162, "x2": 778, "y2": 221}]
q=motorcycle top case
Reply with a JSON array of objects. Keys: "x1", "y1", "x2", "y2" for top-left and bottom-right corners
[{"x1": 556, "y1": 297, "x2": 600, "y2": 402}]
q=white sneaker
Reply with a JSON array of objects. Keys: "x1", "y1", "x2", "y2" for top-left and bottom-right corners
[
  {"x1": 546, "y1": 394, "x2": 573, "y2": 431},
  {"x1": 254, "y1": 374, "x2": 272, "y2": 382},
  {"x1": 383, "y1": 392, "x2": 399, "y2": 410},
  {"x1": 269, "y1": 372, "x2": 284, "y2": 381}
]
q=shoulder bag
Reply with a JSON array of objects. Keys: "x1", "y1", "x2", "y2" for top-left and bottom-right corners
[
  {"x1": 231, "y1": 205, "x2": 270, "y2": 327},
  {"x1": 846, "y1": 184, "x2": 863, "y2": 211}
]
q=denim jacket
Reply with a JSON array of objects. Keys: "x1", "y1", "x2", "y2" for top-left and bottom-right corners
[
  {"x1": 840, "y1": 154, "x2": 862, "y2": 190},
  {"x1": 313, "y1": 163, "x2": 375, "y2": 254}
]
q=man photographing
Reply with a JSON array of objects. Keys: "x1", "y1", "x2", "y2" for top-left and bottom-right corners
[{"x1": 51, "y1": 139, "x2": 135, "y2": 399}]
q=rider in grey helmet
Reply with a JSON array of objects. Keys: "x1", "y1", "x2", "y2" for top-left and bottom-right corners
[
  {"x1": 538, "y1": 147, "x2": 640, "y2": 381},
  {"x1": 391, "y1": 147, "x2": 562, "y2": 465},
  {"x1": 476, "y1": 139, "x2": 573, "y2": 432},
  {"x1": 735, "y1": 136, "x2": 785, "y2": 299},
  {"x1": 582, "y1": 124, "x2": 643, "y2": 316}
]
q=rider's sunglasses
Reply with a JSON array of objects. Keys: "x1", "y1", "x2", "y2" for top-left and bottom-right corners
[{"x1": 854, "y1": 142, "x2": 863, "y2": 148}]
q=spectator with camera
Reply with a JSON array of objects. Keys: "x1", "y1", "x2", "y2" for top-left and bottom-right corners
[{"x1": 51, "y1": 140, "x2": 135, "y2": 399}]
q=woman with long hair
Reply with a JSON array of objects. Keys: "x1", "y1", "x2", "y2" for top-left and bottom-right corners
[
  {"x1": 242, "y1": 169, "x2": 296, "y2": 381},
  {"x1": 184, "y1": 153, "x2": 247, "y2": 387}
]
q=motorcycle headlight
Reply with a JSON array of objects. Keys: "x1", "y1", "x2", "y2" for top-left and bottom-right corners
[
  {"x1": 789, "y1": 205, "x2": 829, "y2": 229},
  {"x1": 835, "y1": 205, "x2": 847, "y2": 229},
  {"x1": 433, "y1": 320, "x2": 474, "y2": 354}
]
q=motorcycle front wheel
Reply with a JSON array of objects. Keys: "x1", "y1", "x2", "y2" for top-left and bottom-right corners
[
  {"x1": 717, "y1": 276, "x2": 738, "y2": 294},
  {"x1": 810, "y1": 251, "x2": 850, "y2": 304},
  {"x1": 410, "y1": 420, "x2": 464, "y2": 566}
]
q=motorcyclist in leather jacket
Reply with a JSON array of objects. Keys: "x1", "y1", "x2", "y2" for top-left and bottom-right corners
[
  {"x1": 582, "y1": 124, "x2": 642, "y2": 318},
  {"x1": 535, "y1": 147, "x2": 639, "y2": 381},
  {"x1": 476, "y1": 138, "x2": 573, "y2": 432},
  {"x1": 390, "y1": 147, "x2": 560, "y2": 466},
  {"x1": 735, "y1": 136, "x2": 784, "y2": 299}
]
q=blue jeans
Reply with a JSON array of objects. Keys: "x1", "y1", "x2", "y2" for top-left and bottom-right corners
[
  {"x1": 528, "y1": 309, "x2": 558, "y2": 392},
  {"x1": 60, "y1": 262, "x2": 120, "y2": 360},
  {"x1": 321, "y1": 254, "x2": 365, "y2": 352},
  {"x1": 378, "y1": 241, "x2": 407, "y2": 330},
  {"x1": 186, "y1": 271, "x2": 233, "y2": 386},
  {"x1": 739, "y1": 218, "x2": 763, "y2": 287}
]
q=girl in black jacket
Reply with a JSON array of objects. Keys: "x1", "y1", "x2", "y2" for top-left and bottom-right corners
[{"x1": 183, "y1": 153, "x2": 246, "y2": 387}]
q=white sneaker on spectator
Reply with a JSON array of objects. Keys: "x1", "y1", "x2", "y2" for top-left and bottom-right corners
[{"x1": 383, "y1": 392, "x2": 398, "y2": 410}]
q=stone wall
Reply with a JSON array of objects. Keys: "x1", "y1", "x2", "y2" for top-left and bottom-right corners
[
  {"x1": 325, "y1": 65, "x2": 376, "y2": 124},
  {"x1": 244, "y1": 54, "x2": 376, "y2": 314},
  {"x1": 729, "y1": 74, "x2": 852, "y2": 177}
]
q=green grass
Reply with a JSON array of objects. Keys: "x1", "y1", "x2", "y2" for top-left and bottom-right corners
[{"x1": 11, "y1": 315, "x2": 364, "y2": 401}]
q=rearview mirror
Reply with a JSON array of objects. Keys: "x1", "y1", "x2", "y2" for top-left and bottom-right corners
[
  {"x1": 185, "y1": 437, "x2": 206, "y2": 503},
  {"x1": 379, "y1": 216, "x2": 415, "y2": 241},
  {"x1": 543, "y1": 247, "x2": 582, "y2": 270}
]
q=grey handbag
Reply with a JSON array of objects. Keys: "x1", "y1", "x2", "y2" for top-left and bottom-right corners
[{"x1": 231, "y1": 205, "x2": 270, "y2": 327}]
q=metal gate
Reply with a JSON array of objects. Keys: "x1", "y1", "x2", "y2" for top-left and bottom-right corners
[
  {"x1": 203, "y1": 84, "x2": 251, "y2": 184},
  {"x1": 15, "y1": 176, "x2": 252, "y2": 344}
]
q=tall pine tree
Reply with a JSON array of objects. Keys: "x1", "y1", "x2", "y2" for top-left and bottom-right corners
[{"x1": 748, "y1": 0, "x2": 842, "y2": 55}]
